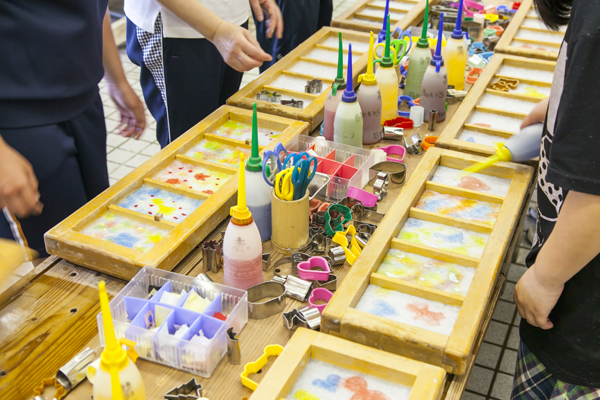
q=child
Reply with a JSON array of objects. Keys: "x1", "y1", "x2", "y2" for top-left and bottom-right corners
[{"x1": 512, "y1": 0, "x2": 600, "y2": 397}]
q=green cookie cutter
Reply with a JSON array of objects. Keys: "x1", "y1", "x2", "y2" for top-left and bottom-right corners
[{"x1": 324, "y1": 204, "x2": 352, "y2": 237}]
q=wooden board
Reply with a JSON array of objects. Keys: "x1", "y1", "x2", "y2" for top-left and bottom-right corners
[
  {"x1": 321, "y1": 147, "x2": 533, "y2": 374},
  {"x1": 332, "y1": 0, "x2": 432, "y2": 34},
  {"x1": 494, "y1": 0, "x2": 564, "y2": 61},
  {"x1": 250, "y1": 329, "x2": 446, "y2": 400},
  {"x1": 45, "y1": 105, "x2": 308, "y2": 280},
  {"x1": 227, "y1": 27, "x2": 372, "y2": 131},
  {"x1": 436, "y1": 53, "x2": 556, "y2": 157}
]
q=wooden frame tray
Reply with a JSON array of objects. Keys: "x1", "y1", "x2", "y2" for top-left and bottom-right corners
[
  {"x1": 495, "y1": 0, "x2": 564, "y2": 61},
  {"x1": 332, "y1": 0, "x2": 431, "y2": 34},
  {"x1": 250, "y1": 329, "x2": 446, "y2": 400},
  {"x1": 227, "y1": 27, "x2": 372, "y2": 131},
  {"x1": 45, "y1": 106, "x2": 308, "y2": 280},
  {"x1": 436, "y1": 53, "x2": 556, "y2": 157},
  {"x1": 321, "y1": 147, "x2": 533, "y2": 374}
]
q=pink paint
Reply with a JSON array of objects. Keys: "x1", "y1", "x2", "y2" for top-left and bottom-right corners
[
  {"x1": 458, "y1": 176, "x2": 491, "y2": 191},
  {"x1": 344, "y1": 376, "x2": 391, "y2": 400},
  {"x1": 406, "y1": 304, "x2": 445, "y2": 326}
]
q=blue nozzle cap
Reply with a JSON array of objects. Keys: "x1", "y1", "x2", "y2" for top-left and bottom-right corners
[
  {"x1": 377, "y1": 0, "x2": 390, "y2": 43},
  {"x1": 430, "y1": 13, "x2": 445, "y2": 73},
  {"x1": 451, "y1": 0, "x2": 464, "y2": 39},
  {"x1": 342, "y1": 44, "x2": 357, "y2": 103}
]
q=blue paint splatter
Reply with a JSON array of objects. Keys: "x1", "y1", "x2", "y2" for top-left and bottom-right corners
[
  {"x1": 420, "y1": 198, "x2": 451, "y2": 212},
  {"x1": 405, "y1": 218, "x2": 423, "y2": 228},
  {"x1": 107, "y1": 232, "x2": 140, "y2": 248},
  {"x1": 369, "y1": 299, "x2": 399, "y2": 317},
  {"x1": 461, "y1": 205, "x2": 493, "y2": 221},
  {"x1": 313, "y1": 374, "x2": 341, "y2": 392},
  {"x1": 466, "y1": 137, "x2": 475, "y2": 143},
  {"x1": 434, "y1": 232, "x2": 464, "y2": 243}
]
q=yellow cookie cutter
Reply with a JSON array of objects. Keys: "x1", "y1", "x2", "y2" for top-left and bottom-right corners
[
  {"x1": 33, "y1": 377, "x2": 67, "y2": 400},
  {"x1": 241, "y1": 345, "x2": 284, "y2": 391},
  {"x1": 331, "y1": 225, "x2": 363, "y2": 265}
]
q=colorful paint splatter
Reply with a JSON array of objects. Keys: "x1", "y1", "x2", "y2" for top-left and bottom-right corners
[
  {"x1": 286, "y1": 358, "x2": 412, "y2": 400},
  {"x1": 80, "y1": 212, "x2": 170, "y2": 253},
  {"x1": 375, "y1": 248, "x2": 476, "y2": 295},
  {"x1": 397, "y1": 218, "x2": 489, "y2": 258},
  {"x1": 431, "y1": 166, "x2": 512, "y2": 197},
  {"x1": 152, "y1": 160, "x2": 233, "y2": 194},
  {"x1": 116, "y1": 184, "x2": 203, "y2": 223},
  {"x1": 415, "y1": 190, "x2": 501, "y2": 225},
  {"x1": 354, "y1": 285, "x2": 461, "y2": 336},
  {"x1": 184, "y1": 138, "x2": 251, "y2": 166},
  {"x1": 209, "y1": 119, "x2": 281, "y2": 147}
]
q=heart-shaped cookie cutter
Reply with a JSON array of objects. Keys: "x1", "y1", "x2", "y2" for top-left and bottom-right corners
[
  {"x1": 297, "y1": 256, "x2": 331, "y2": 281},
  {"x1": 308, "y1": 288, "x2": 334, "y2": 313}
]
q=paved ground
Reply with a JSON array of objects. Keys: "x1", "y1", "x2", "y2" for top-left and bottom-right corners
[{"x1": 100, "y1": 4, "x2": 537, "y2": 398}]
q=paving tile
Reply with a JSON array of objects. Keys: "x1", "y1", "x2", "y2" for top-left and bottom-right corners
[
  {"x1": 462, "y1": 392, "x2": 486, "y2": 400},
  {"x1": 105, "y1": 119, "x2": 121, "y2": 134},
  {"x1": 106, "y1": 110, "x2": 123, "y2": 122},
  {"x1": 491, "y1": 372, "x2": 514, "y2": 400},
  {"x1": 500, "y1": 282, "x2": 515, "y2": 302},
  {"x1": 492, "y1": 300, "x2": 517, "y2": 324},
  {"x1": 109, "y1": 178, "x2": 118, "y2": 186},
  {"x1": 513, "y1": 312, "x2": 521, "y2": 326},
  {"x1": 110, "y1": 165, "x2": 135, "y2": 180},
  {"x1": 106, "y1": 133, "x2": 128, "y2": 147},
  {"x1": 507, "y1": 264, "x2": 527, "y2": 283},
  {"x1": 507, "y1": 326, "x2": 520, "y2": 350},
  {"x1": 125, "y1": 154, "x2": 151, "y2": 168},
  {"x1": 141, "y1": 143, "x2": 162, "y2": 157},
  {"x1": 106, "y1": 145, "x2": 115, "y2": 154},
  {"x1": 137, "y1": 128, "x2": 157, "y2": 143},
  {"x1": 515, "y1": 248, "x2": 529, "y2": 266},
  {"x1": 500, "y1": 349, "x2": 519, "y2": 374},
  {"x1": 119, "y1": 138, "x2": 150, "y2": 153},
  {"x1": 107, "y1": 148, "x2": 136, "y2": 164},
  {"x1": 107, "y1": 161, "x2": 120, "y2": 173},
  {"x1": 465, "y1": 366, "x2": 494, "y2": 395},
  {"x1": 475, "y1": 342, "x2": 502, "y2": 369},
  {"x1": 484, "y1": 321, "x2": 510, "y2": 345}
]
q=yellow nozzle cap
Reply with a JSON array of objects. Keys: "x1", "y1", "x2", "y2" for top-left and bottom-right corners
[
  {"x1": 230, "y1": 154, "x2": 253, "y2": 225},
  {"x1": 494, "y1": 143, "x2": 513, "y2": 162},
  {"x1": 359, "y1": 32, "x2": 377, "y2": 86}
]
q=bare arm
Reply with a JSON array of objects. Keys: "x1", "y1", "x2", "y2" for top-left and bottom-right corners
[
  {"x1": 103, "y1": 10, "x2": 147, "y2": 138},
  {"x1": 515, "y1": 190, "x2": 600, "y2": 329}
]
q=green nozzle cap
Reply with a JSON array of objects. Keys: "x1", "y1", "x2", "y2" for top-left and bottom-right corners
[
  {"x1": 246, "y1": 103, "x2": 262, "y2": 172},
  {"x1": 417, "y1": 0, "x2": 430, "y2": 48},
  {"x1": 380, "y1": 15, "x2": 394, "y2": 68},
  {"x1": 332, "y1": 33, "x2": 346, "y2": 96}
]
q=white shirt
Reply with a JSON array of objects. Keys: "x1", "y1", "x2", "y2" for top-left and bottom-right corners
[{"x1": 125, "y1": 0, "x2": 249, "y2": 39}]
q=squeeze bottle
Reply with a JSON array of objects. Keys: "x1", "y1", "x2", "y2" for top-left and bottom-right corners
[
  {"x1": 464, "y1": 123, "x2": 543, "y2": 174},
  {"x1": 375, "y1": 15, "x2": 400, "y2": 124},
  {"x1": 358, "y1": 32, "x2": 383, "y2": 144},
  {"x1": 323, "y1": 33, "x2": 346, "y2": 141},
  {"x1": 334, "y1": 44, "x2": 364, "y2": 147},
  {"x1": 403, "y1": 0, "x2": 432, "y2": 98},
  {"x1": 245, "y1": 103, "x2": 272, "y2": 241},
  {"x1": 223, "y1": 154, "x2": 263, "y2": 290},
  {"x1": 421, "y1": 13, "x2": 447, "y2": 123},
  {"x1": 443, "y1": 0, "x2": 468, "y2": 90},
  {"x1": 93, "y1": 281, "x2": 145, "y2": 400}
]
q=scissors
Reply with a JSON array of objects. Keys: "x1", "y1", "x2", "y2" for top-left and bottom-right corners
[
  {"x1": 262, "y1": 142, "x2": 289, "y2": 186},
  {"x1": 275, "y1": 168, "x2": 295, "y2": 201},
  {"x1": 374, "y1": 28, "x2": 413, "y2": 66},
  {"x1": 291, "y1": 159, "x2": 317, "y2": 200},
  {"x1": 282, "y1": 152, "x2": 313, "y2": 169}
]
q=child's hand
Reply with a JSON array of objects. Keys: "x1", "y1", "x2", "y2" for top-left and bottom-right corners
[
  {"x1": 212, "y1": 21, "x2": 272, "y2": 72},
  {"x1": 514, "y1": 263, "x2": 563, "y2": 329},
  {"x1": 249, "y1": 0, "x2": 283, "y2": 39},
  {"x1": 521, "y1": 97, "x2": 549, "y2": 129}
]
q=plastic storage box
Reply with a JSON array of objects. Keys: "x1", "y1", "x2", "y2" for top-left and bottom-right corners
[
  {"x1": 97, "y1": 266, "x2": 248, "y2": 377},
  {"x1": 284, "y1": 135, "x2": 385, "y2": 201}
]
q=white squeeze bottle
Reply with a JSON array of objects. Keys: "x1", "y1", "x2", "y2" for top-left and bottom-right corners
[
  {"x1": 223, "y1": 154, "x2": 263, "y2": 290},
  {"x1": 403, "y1": 0, "x2": 432, "y2": 99},
  {"x1": 93, "y1": 281, "x2": 145, "y2": 400},
  {"x1": 323, "y1": 33, "x2": 346, "y2": 141},
  {"x1": 443, "y1": 0, "x2": 468, "y2": 90},
  {"x1": 375, "y1": 15, "x2": 399, "y2": 124},
  {"x1": 357, "y1": 32, "x2": 383, "y2": 145},
  {"x1": 334, "y1": 44, "x2": 364, "y2": 147},
  {"x1": 421, "y1": 12, "x2": 448, "y2": 123},
  {"x1": 245, "y1": 103, "x2": 271, "y2": 241}
]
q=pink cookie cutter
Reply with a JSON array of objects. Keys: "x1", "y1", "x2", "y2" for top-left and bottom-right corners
[
  {"x1": 297, "y1": 257, "x2": 331, "y2": 281},
  {"x1": 308, "y1": 288, "x2": 334, "y2": 313},
  {"x1": 377, "y1": 144, "x2": 406, "y2": 163},
  {"x1": 347, "y1": 186, "x2": 378, "y2": 208}
]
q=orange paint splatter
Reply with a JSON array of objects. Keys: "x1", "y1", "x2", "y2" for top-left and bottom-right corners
[
  {"x1": 406, "y1": 304, "x2": 445, "y2": 326},
  {"x1": 202, "y1": 190, "x2": 214, "y2": 195},
  {"x1": 344, "y1": 377, "x2": 391, "y2": 400},
  {"x1": 458, "y1": 176, "x2": 491, "y2": 191},
  {"x1": 166, "y1": 178, "x2": 180, "y2": 184},
  {"x1": 195, "y1": 173, "x2": 211, "y2": 181}
]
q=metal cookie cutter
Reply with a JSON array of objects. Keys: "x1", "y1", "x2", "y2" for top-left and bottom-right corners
[
  {"x1": 305, "y1": 79, "x2": 323, "y2": 94},
  {"x1": 312, "y1": 273, "x2": 338, "y2": 291},
  {"x1": 164, "y1": 378, "x2": 204, "y2": 400},
  {"x1": 370, "y1": 161, "x2": 406, "y2": 186},
  {"x1": 282, "y1": 305, "x2": 322, "y2": 330},
  {"x1": 405, "y1": 132, "x2": 423, "y2": 154},
  {"x1": 202, "y1": 240, "x2": 222, "y2": 273},
  {"x1": 329, "y1": 245, "x2": 347, "y2": 266},
  {"x1": 383, "y1": 126, "x2": 404, "y2": 141},
  {"x1": 56, "y1": 347, "x2": 96, "y2": 390},
  {"x1": 227, "y1": 327, "x2": 241, "y2": 365},
  {"x1": 272, "y1": 256, "x2": 294, "y2": 276},
  {"x1": 281, "y1": 99, "x2": 304, "y2": 108},
  {"x1": 247, "y1": 281, "x2": 287, "y2": 320},
  {"x1": 282, "y1": 309, "x2": 308, "y2": 330},
  {"x1": 369, "y1": 172, "x2": 388, "y2": 199},
  {"x1": 272, "y1": 274, "x2": 313, "y2": 302},
  {"x1": 262, "y1": 253, "x2": 271, "y2": 272},
  {"x1": 241, "y1": 345, "x2": 284, "y2": 391},
  {"x1": 356, "y1": 223, "x2": 377, "y2": 247}
]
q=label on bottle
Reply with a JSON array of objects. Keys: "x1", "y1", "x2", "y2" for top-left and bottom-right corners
[{"x1": 223, "y1": 255, "x2": 262, "y2": 279}]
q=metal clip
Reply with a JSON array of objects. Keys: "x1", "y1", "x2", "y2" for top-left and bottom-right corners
[
  {"x1": 405, "y1": 132, "x2": 423, "y2": 154},
  {"x1": 281, "y1": 99, "x2": 304, "y2": 108},
  {"x1": 56, "y1": 347, "x2": 96, "y2": 390},
  {"x1": 383, "y1": 126, "x2": 404, "y2": 141},
  {"x1": 202, "y1": 240, "x2": 222, "y2": 273},
  {"x1": 227, "y1": 327, "x2": 241, "y2": 365},
  {"x1": 305, "y1": 79, "x2": 323, "y2": 94},
  {"x1": 164, "y1": 378, "x2": 203, "y2": 400}
]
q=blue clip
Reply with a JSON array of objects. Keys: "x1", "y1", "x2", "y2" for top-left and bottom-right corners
[
  {"x1": 397, "y1": 95, "x2": 417, "y2": 117},
  {"x1": 468, "y1": 41, "x2": 485, "y2": 56},
  {"x1": 479, "y1": 51, "x2": 494, "y2": 62}
]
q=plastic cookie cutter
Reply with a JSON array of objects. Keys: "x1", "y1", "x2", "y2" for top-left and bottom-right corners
[
  {"x1": 383, "y1": 116, "x2": 414, "y2": 129},
  {"x1": 297, "y1": 256, "x2": 331, "y2": 281},
  {"x1": 164, "y1": 378, "x2": 203, "y2": 400},
  {"x1": 447, "y1": 88, "x2": 469, "y2": 104},
  {"x1": 421, "y1": 136, "x2": 438, "y2": 151},
  {"x1": 305, "y1": 79, "x2": 323, "y2": 94},
  {"x1": 468, "y1": 41, "x2": 485, "y2": 56},
  {"x1": 347, "y1": 187, "x2": 378, "y2": 208},
  {"x1": 377, "y1": 144, "x2": 406, "y2": 163},
  {"x1": 33, "y1": 377, "x2": 67, "y2": 400},
  {"x1": 323, "y1": 204, "x2": 353, "y2": 237},
  {"x1": 331, "y1": 225, "x2": 363, "y2": 265},
  {"x1": 397, "y1": 95, "x2": 418, "y2": 117},
  {"x1": 465, "y1": 67, "x2": 484, "y2": 84},
  {"x1": 308, "y1": 288, "x2": 334, "y2": 313},
  {"x1": 281, "y1": 99, "x2": 304, "y2": 108},
  {"x1": 241, "y1": 345, "x2": 284, "y2": 391}
]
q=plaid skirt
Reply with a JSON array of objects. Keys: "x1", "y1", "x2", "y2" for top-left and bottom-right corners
[{"x1": 512, "y1": 341, "x2": 600, "y2": 399}]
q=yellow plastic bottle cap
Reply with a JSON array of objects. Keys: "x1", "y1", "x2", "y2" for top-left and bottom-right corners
[
  {"x1": 358, "y1": 32, "x2": 377, "y2": 86},
  {"x1": 494, "y1": 143, "x2": 513, "y2": 162},
  {"x1": 230, "y1": 154, "x2": 254, "y2": 226}
]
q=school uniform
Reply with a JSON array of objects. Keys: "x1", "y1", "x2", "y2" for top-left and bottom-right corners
[
  {"x1": 125, "y1": 0, "x2": 248, "y2": 148},
  {"x1": 0, "y1": 0, "x2": 110, "y2": 256}
]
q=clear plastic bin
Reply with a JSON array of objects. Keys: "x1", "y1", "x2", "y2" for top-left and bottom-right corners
[
  {"x1": 97, "y1": 266, "x2": 248, "y2": 377},
  {"x1": 284, "y1": 136, "x2": 386, "y2": 201}
]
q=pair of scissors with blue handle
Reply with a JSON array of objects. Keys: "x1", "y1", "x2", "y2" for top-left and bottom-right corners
[
  {"x1": 262, "y1": 142, "x2": 289, "y2": 187},
  {"x1": 283, "y1": 151, "x2": 312, "y2": 169},
  {"x1": 374, "y1": 28, "x2": 413, "y2": 65},
  {"x1": 291, "y1": 158, "x2": 317, "y2": 200}
]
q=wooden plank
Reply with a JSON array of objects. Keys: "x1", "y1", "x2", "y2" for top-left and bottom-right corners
[
  {"x1": 409, "y1": 208, "x2": 494, "y2": 232},
  {"x1": 370, "y1": 273, "x2": 465, "y2": 306},
  {"x1": 425, "y1": 181, "x2": 505, "y2": 204},
  {"x1": 390, "y1": 239, "x2": 481, "y2": 268}
]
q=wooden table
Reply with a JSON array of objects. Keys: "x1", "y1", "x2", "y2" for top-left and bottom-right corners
[{"x1": 0, "y1": 99, "x2": 531, "y2": 400}]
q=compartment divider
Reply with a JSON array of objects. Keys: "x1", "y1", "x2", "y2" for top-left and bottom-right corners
[
  {"x1": 390, "y1": 239, "x2": 480, "y2": 268},
  {"x1": 370, "y1": 273, "x2": 465, "y2": 307},
  {"x1": 409, "y1": 208, "x2": 494, "y2": 233}
]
